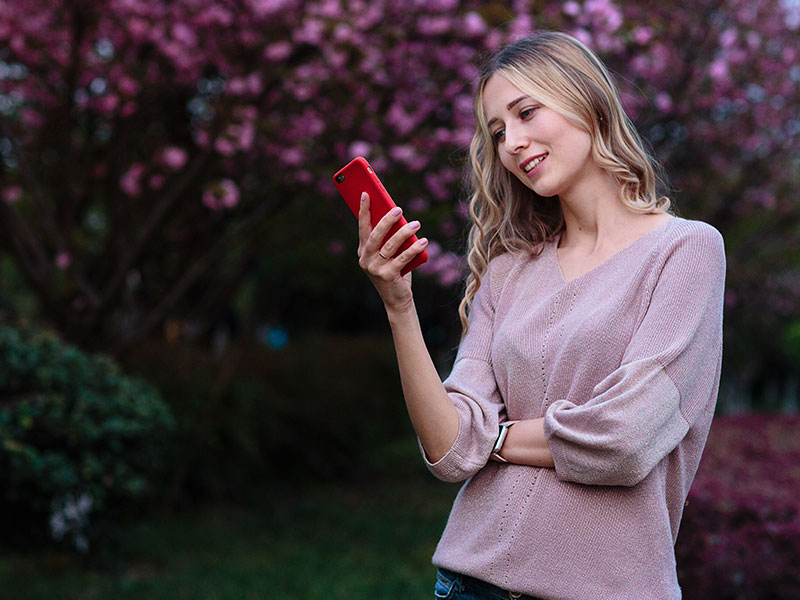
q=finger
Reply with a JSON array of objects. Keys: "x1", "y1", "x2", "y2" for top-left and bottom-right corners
[
  {"x1": 357, "y1": 192, "x2": 371, "y2": 251},
  {"x1": 392, "y1": 236, "x2": 429, "y2": 268},
  {"x1": 379, "y1": 220, "x2": 421, "y2": 258},
  {"x1": 365, "y1": 206, "x2": 404, "y2": 254}
]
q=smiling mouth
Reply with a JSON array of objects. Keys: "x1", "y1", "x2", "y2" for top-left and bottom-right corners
[{"x1": 522, "y1": 153, "x2": 548, "y2": 173}]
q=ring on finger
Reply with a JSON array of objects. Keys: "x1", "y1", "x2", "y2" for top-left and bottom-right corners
[{"x1": 378, "y1": 251, "x2": 390, "y2": 260}]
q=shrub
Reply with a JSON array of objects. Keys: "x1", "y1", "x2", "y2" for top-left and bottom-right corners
[
  {"x1": 677, "y1": 414, "x2": 800, "y2": 599},
  {"x1": 0, "y1": 326, "x2": 175, "y2": 552}
]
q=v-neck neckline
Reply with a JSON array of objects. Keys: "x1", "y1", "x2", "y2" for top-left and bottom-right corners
[{"x1": 551, "y1": 216, "x2": 676, "y2": 285}]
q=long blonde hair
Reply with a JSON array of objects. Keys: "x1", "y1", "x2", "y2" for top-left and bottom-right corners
[{"x1": 459, "y1": 31, "x2": 670, "y2": 333}]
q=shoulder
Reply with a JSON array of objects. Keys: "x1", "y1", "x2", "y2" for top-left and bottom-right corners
[
  {"x1": 663, "y1": 217, "x2": 724, "y2": 252},
  {"x1": 648, "y1": 217, "x2": 726, "y2": 293}
]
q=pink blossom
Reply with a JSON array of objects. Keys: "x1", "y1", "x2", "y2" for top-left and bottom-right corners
[
  {"x1": 633, "y1": 26, "x2": 653, "y2": 45},
  {"x1": 161, "y1": 146, "x2": 188, "y2": 170},
  {"x1": 264, "y1": 41, "x2": 292, "y2": 61},
  {"x1": 709, "y1": 58, "x2": 729, "y2": 82},
  {"x1": 149, "y1": 174, "x2": 165, "y2": 189},
  {"x1": 120, "y1": 163, "x2": 145, "y2": 196},
  {"x1": 655, "y1": 92, "x2": 673, "y2": 113},
  {"x1": 55, "y1": 251, "x2": 72, "y2": 269},
  {"x1": 203, "y1": 179, "x2": 239, "y2": 210},
  {"x1": 214, "y1": 138, "x2": 237, "y2": 156},
  {"x1": 117, "y1": 75, "x2": 140, "y2": 96},
  {"x1": 720, "y1": 28, "x2": 737, "y2": 48},
  {"x1": 417, "y1": 16, "x2": 451, "y2": 36},
  {"x1": 463, "y1": 12, "x2": 487, "y2": 36},
  {"x1": 570, "y1": 28, "x2": 593, "y2": 47},
  {"x1": 20, "y1": 108, "x2": 45, "y2": 126},
  {"x1": 409, "y1": 197, "x2": 430, "y2": 212},
  {"x1": 171, "y1": 23, "x2": 197, "y2": 47},
  {"x1": 563, "y1": 1, "x2": 581, "y2": 16},
  {"x1": 2, "y1": 185, "x2": 22, "y2": 204},
  {"x1": 347, "y1": 141, "x2": 371, "y2": 158},
  {"x1": 281, "y1": 147, "x2": 304, "y2": 166}
]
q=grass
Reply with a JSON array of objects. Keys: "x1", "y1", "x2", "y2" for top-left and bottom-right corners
[{"x1": 0, "y1": 474, "x2": 460, "y2": 599}]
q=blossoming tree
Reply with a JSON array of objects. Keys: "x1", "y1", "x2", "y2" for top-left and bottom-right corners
[{"x1": 0, "y1": 0, "x2": 798, "y2": 389}]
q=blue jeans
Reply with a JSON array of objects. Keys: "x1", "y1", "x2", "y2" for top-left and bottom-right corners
[{"x1": 434, "y1": 568, "x2": 543, "y2": 600}]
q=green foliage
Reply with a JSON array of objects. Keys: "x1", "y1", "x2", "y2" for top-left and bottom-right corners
[
  {"x1": 125, "y1": 333, "x2": 436, "y2": 501},
  {"x1": 0, "y1": 476, "x2": 457, "y2": 599},
  {"x1": 0, "y1": 326, "x2": 175, "y2": 552}
]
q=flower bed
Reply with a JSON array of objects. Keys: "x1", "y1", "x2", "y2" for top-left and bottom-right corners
[{"x1": 677, "y1": 413, "x2": 800, "y2": 599}]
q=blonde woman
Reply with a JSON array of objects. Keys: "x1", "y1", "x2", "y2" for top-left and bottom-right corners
[{"x1": 356, "y1": 31, "x2": 724, "y2": 600}]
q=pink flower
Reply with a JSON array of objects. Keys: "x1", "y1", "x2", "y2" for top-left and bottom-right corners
[
  {"x1": 55, "y1": 251, "x2": 72, "y2": 269},
  {"x1": 203, "y1": 179, "x2": 240, "y2": 210},
  {"x1": 264, "y1": 41, "x2": 292, "y2": 61},
  {"x1": 563, "y1": 1, "x2": 581, "y2": 16},
  {"x1": 214, "y1": 138, "x2": 237, "y2": 156},
  {"x1": 120, "y1": 164, "x2": 145, "y2": 196},
  {"x1": 2, "y1": 185, "x2": 22, "y2": 204},
  {"x1": 709, "y1": 59, "x2": 729, "y2": 82},
  {"x1": 463, "y1": 12, "x2": 487, "y2": 36},
  {"x1": 161, "y1": 146, "x2": 188, "y2": 170},
  {"x1": 633, "y1": 27, "x2": 653, "y2": 45},
  {"x1": 655, "y1": 92, "x2": 673, "y2": 113},
  {"x1": 149, "y1": 174, "x2": 165, "y2": 189},
  {"x1": 347, "y1": 141, "x2": 371, "y2": 158}
]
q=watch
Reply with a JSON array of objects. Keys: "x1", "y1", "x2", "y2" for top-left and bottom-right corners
[{"x1": 491, "y1": 421, "x2": 516, "y2": 463}]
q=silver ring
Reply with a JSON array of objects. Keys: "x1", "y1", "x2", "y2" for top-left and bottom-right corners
[{"x1": 378, "y1": 251, "x2": 389, "y2": 260}]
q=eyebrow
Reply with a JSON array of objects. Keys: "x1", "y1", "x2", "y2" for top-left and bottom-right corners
[{"x1": 486, "y1": 95, "x2": 531, "y2": 128}]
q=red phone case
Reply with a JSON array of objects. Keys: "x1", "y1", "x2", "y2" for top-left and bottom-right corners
[{"x1": 333, "y1": 156, "x2": 428, "y2": 276}]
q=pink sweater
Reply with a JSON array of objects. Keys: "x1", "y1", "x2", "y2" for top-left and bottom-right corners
[{"x1": 424, "y1": 217, "x2": 725, "y2": 599}]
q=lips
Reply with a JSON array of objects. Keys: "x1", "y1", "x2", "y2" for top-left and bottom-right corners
[{"x1": 521, "y1": 152, "x2": 548, "y2": 174}]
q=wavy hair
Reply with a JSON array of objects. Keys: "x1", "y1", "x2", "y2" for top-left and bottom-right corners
[{"x1": 459, "y1": 31, "x2": 670, "y2": 334}]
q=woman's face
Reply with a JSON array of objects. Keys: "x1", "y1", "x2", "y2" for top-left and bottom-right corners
[{"x1": 482, "y1": 73, "x2": 598, "y2": 200}]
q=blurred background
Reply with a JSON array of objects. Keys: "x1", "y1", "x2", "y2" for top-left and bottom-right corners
[{"x1": 0, "y1": 0, "x2": 798, "y2": 598}]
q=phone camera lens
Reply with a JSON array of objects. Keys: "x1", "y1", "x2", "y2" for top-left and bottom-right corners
[{"x1": 335, "y1": 174, "x2": 345, "y2": 183}]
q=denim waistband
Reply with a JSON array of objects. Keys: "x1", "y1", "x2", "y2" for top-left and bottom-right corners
[{"x1": 436, "y1": 568, "x2": 543, "y2": 600}]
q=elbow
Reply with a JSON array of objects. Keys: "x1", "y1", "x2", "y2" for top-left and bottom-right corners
[
  {"x1": 556, "y1": 446, "x2": 655, "y2": 487},
  {"x1": 426, "y1": 456, "x2": 485, "y2": 483},
  {"x1": 420, "y1": 437, "x2": 487, "y2": 483}
]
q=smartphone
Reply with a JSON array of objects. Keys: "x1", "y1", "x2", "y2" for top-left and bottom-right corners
[{"x1": 333, "y1": 156, "x2": 428, "y2": 276}]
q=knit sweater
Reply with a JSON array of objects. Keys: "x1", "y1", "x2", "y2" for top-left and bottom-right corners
[{"x1": 423, "y1": 217, "x2": 725, "y2": 600}]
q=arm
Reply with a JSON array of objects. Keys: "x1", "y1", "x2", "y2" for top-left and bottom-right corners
[
  {"x1": 356, "y1": 192, "x2": 458, "y2": 463},
  {"x1": 358, "y1": 193, "x2": 506, "y2": 480},
  {"x1": 493, "y1": 418, "x2": 555, "y2": 468},
  {"x1": 541, "y1": 224, "x2": 726, "y2": 486}
]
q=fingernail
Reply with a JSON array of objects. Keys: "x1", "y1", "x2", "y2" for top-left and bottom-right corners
[
  {"x1": 418, "y1": 238, "x2": 428, "y2": 246},
  {"x1": 409, "y1": 220, "x2": 420, "y2": 230},
  {"x1": 390, "y1": 207, "x2": 402, "y2": 217},
  {"x1": 361, "y1": 192, "x2": 367, "y2": 203}
]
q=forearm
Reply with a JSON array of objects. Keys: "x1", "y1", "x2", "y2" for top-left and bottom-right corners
[
  {"x1": 386, "y1": 301, "x2": 458, "y2": 463},
  {"x1": 497, "y1": 418, "x2": 555, "y2": 468}
]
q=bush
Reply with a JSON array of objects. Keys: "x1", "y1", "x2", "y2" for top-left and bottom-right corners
[
  {"x1": 124, "y1": 332, "x2": 430, "y2": 501},
  {"x1": 677, "y1": 414, "x2": 800, "y2": 599},
  {"x1": 0, "y1": 326, "x2": 175, "y2": 553}
]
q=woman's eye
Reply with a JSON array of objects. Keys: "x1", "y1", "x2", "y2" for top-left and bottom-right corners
[
  {"x1": 493, "y1": 129, "x2": 505, "y2": 142},
  {"x1": 520, "y1": 107, "x2": 538, "y2": 119}
]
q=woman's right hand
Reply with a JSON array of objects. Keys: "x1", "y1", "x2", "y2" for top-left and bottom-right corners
[{"x1": 357, "y1": 191, "x2": 429, "y2": 313}]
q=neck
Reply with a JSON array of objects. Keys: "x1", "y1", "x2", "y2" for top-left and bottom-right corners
[{"x1": 557, "y1": 171, "x2": 632, "y2": 249}]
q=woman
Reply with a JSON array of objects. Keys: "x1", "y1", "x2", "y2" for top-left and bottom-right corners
[{"x1": 356, "y1": 32, "x2": 725, "y2": 599}]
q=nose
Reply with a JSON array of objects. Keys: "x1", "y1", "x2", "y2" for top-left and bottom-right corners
[{"x1": 503, "y1": 122, "x2": 529, "y2": 154}]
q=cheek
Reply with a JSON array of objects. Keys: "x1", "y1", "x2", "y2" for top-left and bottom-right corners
[{"x1": 499, "y1": 151, "x2": 516, "y2": 174}]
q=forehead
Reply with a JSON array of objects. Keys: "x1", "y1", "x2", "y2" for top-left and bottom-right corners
[{"x1": 482, "y1": 74, "x2": 533, "y2": 122}]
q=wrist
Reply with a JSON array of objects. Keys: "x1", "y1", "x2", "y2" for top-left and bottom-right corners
[
  {"x1": 385, "y1": 298, "x2": 417, "y2": 324},
  {"x1": 490, "y1": 421, "x2": 518, "y2": 463}
]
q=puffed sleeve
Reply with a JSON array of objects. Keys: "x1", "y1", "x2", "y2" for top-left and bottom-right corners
[
  {"x1": 543, "y1": 222, "x2": 726, "y2": 486},
  {"x1": 422, "y1": 253, "x2": 517, "y2": 482}
]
